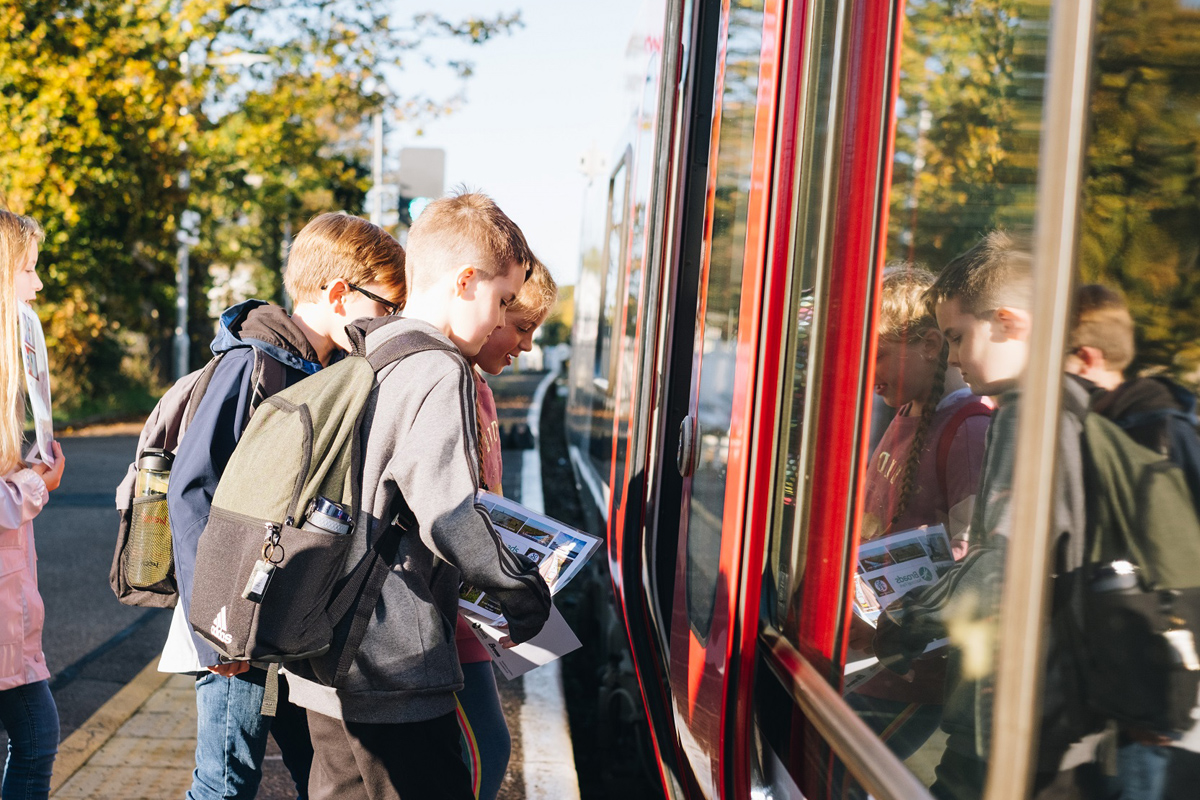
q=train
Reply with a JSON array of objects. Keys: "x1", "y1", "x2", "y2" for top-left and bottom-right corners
[{"x1": 563, "y1": 0, "x2": 1200, "y2": 799}]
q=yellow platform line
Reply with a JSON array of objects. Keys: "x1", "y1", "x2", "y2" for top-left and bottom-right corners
[{"x1": 49, "y1": 657, "x2": 171, "y2": 796}]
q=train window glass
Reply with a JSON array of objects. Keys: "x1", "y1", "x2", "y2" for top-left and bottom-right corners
[
  {"x1": 835, "y1": 0, "x2": 1057, "y2": 795},
  {"x1": 764, "y1": 0, "x2": 840, "y2": 637},
  {"x1": 684, "y1": 0, "x2": 766, "y2": 638},
  {"x1": 1052, "y1": 0, "x2": 1200, "y2": 789},
  {"x1": 595, "y1": 154, "x2": 631, "y2": 392}
]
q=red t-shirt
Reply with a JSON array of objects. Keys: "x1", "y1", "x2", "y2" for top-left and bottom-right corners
[
  {"x1": 857, "y1": 388, "x2": 990, "y2": 703},
  {"x1": 456, "y1": 370, "x2": 506, "y2": 664}
]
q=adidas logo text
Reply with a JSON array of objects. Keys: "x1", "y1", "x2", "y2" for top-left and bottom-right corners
[{"x1": 210, "y1": 606, "x2": 234, "y2": 646}]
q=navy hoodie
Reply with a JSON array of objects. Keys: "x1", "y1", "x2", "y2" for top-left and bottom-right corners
[{"x1": 167, "y1": 300, "x2": 322, "y2": 666}]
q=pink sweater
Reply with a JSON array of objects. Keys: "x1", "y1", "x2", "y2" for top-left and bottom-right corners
[
  {"x1": 0, "y1": 468, "x2": 49, "y2": 691},
  {"x1": 455, "y1": 371, "x2": 505, "y2": 664}
]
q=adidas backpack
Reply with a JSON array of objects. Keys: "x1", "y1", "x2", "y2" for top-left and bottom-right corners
[
  {"x1": 111, "y1": 350, "x2": 286, "y2": 607},
  {"x1": 188, "y1": 320, "x2": 454, "y2": 681}
]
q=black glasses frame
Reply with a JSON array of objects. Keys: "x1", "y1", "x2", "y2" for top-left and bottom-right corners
[{"x1": 346, "y1": 282, "x2": 400, "y2": 316}]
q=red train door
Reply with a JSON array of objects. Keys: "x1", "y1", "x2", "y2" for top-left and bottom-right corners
[{"x1": 661, "y1": 0, "x2": 785, "y2": 794}]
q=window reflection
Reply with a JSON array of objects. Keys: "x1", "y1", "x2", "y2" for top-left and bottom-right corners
[
  {"x1": 685, "y1": 0, "x2": 765, "y2": 638},
  {"x1": 841, "y1": 1, "x2": 1052, "y2": 797}
]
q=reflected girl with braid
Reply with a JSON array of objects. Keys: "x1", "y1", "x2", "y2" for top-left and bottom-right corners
[{"x1": 847, "y1": 264, "x2": 991, "y2": 763}]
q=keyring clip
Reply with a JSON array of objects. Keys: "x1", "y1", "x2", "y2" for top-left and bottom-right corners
[{"x1": 261, "y1": 542, "x2": 285, "y2": 565}]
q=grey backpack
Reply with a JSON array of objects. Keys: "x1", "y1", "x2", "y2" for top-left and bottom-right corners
[
  {"x1": 188, "y1": 320, "x2": 455, "y2": 684},
  {"x1": 111, "y1": 351, "x2": 286, "y2": 607}
]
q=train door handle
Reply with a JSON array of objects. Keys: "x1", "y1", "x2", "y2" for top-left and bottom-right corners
[{"x1": 677, "y1": 415, "x2": 698, "y2": 477}]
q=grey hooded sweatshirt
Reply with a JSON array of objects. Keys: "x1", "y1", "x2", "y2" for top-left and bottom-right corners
[{"x1": 285, "y1": 318, "x2": 551, "y2": 724}]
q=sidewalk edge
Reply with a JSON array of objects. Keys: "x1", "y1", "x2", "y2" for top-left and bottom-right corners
[{"x1": 50, "y1": 656, "x2": 170, "y2": 794}]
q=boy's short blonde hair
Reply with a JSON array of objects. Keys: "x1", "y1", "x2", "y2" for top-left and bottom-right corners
[
  {"x1": 405, "y1": 191, "x2": 534, "y2": 293},
  {"x1": 284, "y1": 213, "x2": 406, "y2": 306},
  {"x1": 509, "y1": 260, "x2": 557, "y2": 325},
  {"x1": 1069, "y1": 284, "x2": 1135, "y2": 372},
  {"x1": 927, "y1": 230, "x2": 1033, "y2": 317}
]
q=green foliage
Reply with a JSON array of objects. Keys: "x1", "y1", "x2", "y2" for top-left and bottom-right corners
[
  {"x1": 1079, "y1": 0, "x2": 1200, "y2": 379},
  {"x1": 537, "y1": 319, "x2": 570, "y2": 347},
  {"x1": 887, "y1": 0, "x2": 1042, "y2": 265},
  {"x1": 889, "y1": 0, "x2": 1198, "y2": 384},
  {"x1": 0, "y1": 0, "x2": 521, "y2": 411}
]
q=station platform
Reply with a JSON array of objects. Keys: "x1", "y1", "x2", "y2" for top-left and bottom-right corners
[{"x1": 48, "y1": 655, "x2": 578, "y2": 800}]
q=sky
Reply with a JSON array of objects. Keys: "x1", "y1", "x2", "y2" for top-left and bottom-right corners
[{"x1": 386, "y1": 0, "x2": 649, "y2": 286}]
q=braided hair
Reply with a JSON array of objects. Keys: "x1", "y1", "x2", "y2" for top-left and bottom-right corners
[{"x1": 876, "y1": 264, "x2": 947, "y2": 530}]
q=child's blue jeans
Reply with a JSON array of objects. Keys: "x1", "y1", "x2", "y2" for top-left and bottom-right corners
[
  {"x1": 187, "y1": 668, "x2": 313, "y2": 800},
  {"x1": 0, "y1": 679, "x2": 59, "y2": 800}
]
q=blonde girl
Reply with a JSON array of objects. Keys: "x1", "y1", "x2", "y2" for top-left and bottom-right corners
[
  {"x1": 457, "y1": 260, "x2": 557, "y2": 800},
  {"x1": 849, "y1": 263, "x2": 989, "y2": 764},
  {"x1": 0, "y1": 210, "x2": 66, "y2": 800}
]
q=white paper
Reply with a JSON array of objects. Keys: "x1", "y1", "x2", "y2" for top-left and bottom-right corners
[
  {"x1": 466, "y1": 605, "x2": 582, "y2": 681},
  {"x1": 17, "y1": 302, "x2": 54, "y2": 465},
  {"x1": 852, "y1": 524, "x2": 955, "y2": 626},
  {"x1": 461, "y1": 490, "x2": 602, "y2": 623},
  {"x1": 842, "y1": 638, "x2": 950, "y2": 696}
]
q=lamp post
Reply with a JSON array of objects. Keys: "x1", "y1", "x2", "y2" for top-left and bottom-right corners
[{"x1": 173, "y1": 50, "x2": 274, "y2": 379}]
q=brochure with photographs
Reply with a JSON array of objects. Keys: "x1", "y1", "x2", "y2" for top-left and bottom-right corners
[
  {"x1": 853, "y1": 523, "x2": 954, "y2": 627},
  {"x1": 844, "y1": 524, "x2": 955, "y2": 695},
  {"x1": 17, "y1": 303, "x2": 54, "y2": 466},
  {"x1": 460, "y1": 490, "x2": 601, "y2": 624}
]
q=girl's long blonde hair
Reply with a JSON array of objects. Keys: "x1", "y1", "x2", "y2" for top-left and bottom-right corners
[
  {"x1": 0, "y1": 211, "x2": 43, "y2": 474},
  {"x1": 878, "y1": 263, "x2": 947, "y2": 528}
]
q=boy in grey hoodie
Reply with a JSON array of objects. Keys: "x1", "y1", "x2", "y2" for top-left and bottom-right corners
[
  {"x1": 165, "y1": 213, "x2": 405, "y2": 800},
  {"x1": 285, "y1": 192, "x2": 552, "y2": 800}
]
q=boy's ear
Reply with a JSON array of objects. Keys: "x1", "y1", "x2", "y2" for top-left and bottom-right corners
[
  {"x1": 455, "y1": 266, "x2": 479, "y2": 297},
  {"x1": 323, "y1": 278, "x2": 350, "y2": 308},
  {"x1": 994, "y1": 306, "x2": 1033, "y2": 342},
  {"x1": 1074, "y1": 344, "x2": 1105, "y2": 371}
]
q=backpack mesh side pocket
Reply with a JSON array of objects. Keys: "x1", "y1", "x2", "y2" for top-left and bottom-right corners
[{"x1": 124, "y1": 495, "x2": 173, "y2": 590}]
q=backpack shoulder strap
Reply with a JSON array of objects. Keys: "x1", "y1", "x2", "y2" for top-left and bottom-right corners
[
  {"x1": 181, "y1": 353, "x2": 227, "y2": 433},
  {"x1": 366, "y1": 329, "x2": 458, "y2": 372},
  {"x1": 324, "y1": 494, "x2": 416, "y2": 686},
  {"x1": 248, "y1": 349, "x2": 292, "y2": 419},
  {"x1": 937, "y1": 400, "x2": 992, "y2": 498}
]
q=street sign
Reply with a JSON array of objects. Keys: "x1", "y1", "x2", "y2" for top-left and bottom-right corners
[{"x1": 398, "y1": 148, "x2": 445, "y2": 200}]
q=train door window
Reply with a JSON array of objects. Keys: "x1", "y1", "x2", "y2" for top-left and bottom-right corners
[
  {"x1": 595, "y1": 151, "x2": 632, "y2": 393},
  {"x1": 763, "y1": 0, "x2": 842, "y2": 639},
  {"x1": 834, "y1": 0, "x2": 1059, "y2": 795},
  {"x1": 1053, "y1": 0, "x2": 1200, "y2": 789},
  {"x1": 684, "y1": 0, "x2": 766, "y2": 637}
]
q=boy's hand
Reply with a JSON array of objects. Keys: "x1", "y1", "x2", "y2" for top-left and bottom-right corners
[
  {"x1": 208, "y1": 661, "x2": 251, "y2": 677},
  {"x1": 495, "y1": 620, "x2": 517, "y2": 648},
  {"x1": 847, "y1": 614, "x2": 876, "y2": 654},
  {"x1": 33, "y1": 442, "x2": 65, "y2": 491}
]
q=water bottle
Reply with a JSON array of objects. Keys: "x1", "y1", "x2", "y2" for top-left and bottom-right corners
[
  {"x1": 1090, "y1": 559, "x2": 1139, "y2": 593},
  {"x1": 126, "y1": 448, "x2": 175, "y2": 588},
  {"x1": 301, "y1": 496, "x2": 353, "y2": 535},
  {"x1": 135, "y1": 448, "x2": 173, "y2": 496}
]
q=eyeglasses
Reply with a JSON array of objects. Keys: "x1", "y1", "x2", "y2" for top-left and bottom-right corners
[
  {"x1": 347, "y1": 283, "x2": 400, "y2": 315},
  {"x1": 320, "y1": 282, "x2": 400, "y2": 316}
]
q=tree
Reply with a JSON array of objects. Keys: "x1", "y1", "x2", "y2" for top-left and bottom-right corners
[
  {"x1": 0, "y1": 0, "x2": 520, "y2": 411},
  {"x1": 1078, "y1": 0, "x2": 1200, "y2": 380},
  {"x1": 887, "y1": 0, "x2": 1200, "y2": 385}
]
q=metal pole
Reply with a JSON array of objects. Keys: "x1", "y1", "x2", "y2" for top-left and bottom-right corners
[
  {"x1": 371, "y1": 111, "x2": 384, "y2": 225},
  {"x1": 174, "y1": 168, "x2": 192, "y2": 380},
  {"x1": 174, "y1": 240, "x2": 190, "y2": 380},
  {"x1": 281, "y1": 215, "x2": 293, "y2": 312}
]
